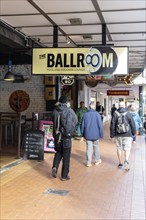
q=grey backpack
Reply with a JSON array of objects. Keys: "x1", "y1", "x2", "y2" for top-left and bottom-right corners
[
  {"x1": 60, "y1": 108, "x2": 76, "y2": 137},
  {"x1": 115, "y1": 111, "x2": 129, "y2": 134}
]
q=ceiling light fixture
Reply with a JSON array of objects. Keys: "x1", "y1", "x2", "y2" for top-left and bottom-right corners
[
  {"x1": 82, "y1": 35, "x2": 93, "y2": 40},
  {"x1": 4, "y1": 60, "x2": 15, "y2": 81},
  {"x1": 68, "y1": 18, "x2": 82, "y2": 25}
]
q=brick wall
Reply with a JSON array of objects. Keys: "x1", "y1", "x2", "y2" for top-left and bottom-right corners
[{"x1": 0, "y1": 65, "x2": 45, "y2": 118}]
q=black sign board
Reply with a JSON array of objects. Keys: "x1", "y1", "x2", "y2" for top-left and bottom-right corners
[{"x1": 24, "y1": 130, "x2": 44, "y2": 161}]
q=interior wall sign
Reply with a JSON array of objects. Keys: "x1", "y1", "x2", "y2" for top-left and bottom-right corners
[
  {"x1": 9, "y1": 90, "x2": 30, "y2": 112},
  {"x1": 61, "y1": 76, "x2": 75, "y2": 85},
  {"x1": 32, "y1": 47, "x2": 128, "y2": 76}
]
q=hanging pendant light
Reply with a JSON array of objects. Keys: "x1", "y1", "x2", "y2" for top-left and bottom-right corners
[{"x1": 4, "y1": 60, "x2": 15, "y2": 81}]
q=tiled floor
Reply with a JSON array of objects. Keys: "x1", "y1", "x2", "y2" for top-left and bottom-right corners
[{"x1": 0, "y1": 122, "x2": 145, "y2": 220}]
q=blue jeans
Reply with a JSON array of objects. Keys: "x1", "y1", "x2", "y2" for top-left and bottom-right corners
[
  {"x1": 77, "y1": 123, "x2": 81, "y2": 136},
  {"x1": 86, "y1": 140, "x2": 100, "y2": 164}
]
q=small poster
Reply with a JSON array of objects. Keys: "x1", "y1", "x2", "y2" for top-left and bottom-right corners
[{"x1": 39, "y1": 120, "x2": 55, "y2": 152}]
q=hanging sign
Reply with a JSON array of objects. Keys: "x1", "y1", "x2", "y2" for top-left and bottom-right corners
[
  {"x1": 32, "y1": 47, "x2": 128, "y2": 76},
  {"x1": 61, "y1": 76, "x2": 75, "y2": 85},
  {"x1": 107, "y1": 90, "x2": 129, "y2": 96}
]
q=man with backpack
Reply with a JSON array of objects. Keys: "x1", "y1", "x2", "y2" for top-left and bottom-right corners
[
  {"x1": 52, "y1": 95, "x2": 78, "y2": 181},
  {"x1": 110, "y1": 101, "x2": 136, "y2": 171}
]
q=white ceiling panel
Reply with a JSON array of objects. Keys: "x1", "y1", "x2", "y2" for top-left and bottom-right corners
[
  {"x1": 1, "y1": 15, "x2": 50, "y2": 27},
  {"x1": 112, "y1": 34, "x2": 146, "y2": 41},
  {"x1": 22, "y1": 27, "x2": 53, "y2": 36},
  {"x1": 35, "y1": 0, "x2": 95, "y2": 13},
  {"x1": 41, "y1": 35, "x2": 70, "y2": 44},
  {"x1": 49, "y1": 13, "x2": 100, "y2": 25},
  {"x1": 108, "y1": 23, "x2": 145, "y2": 33},
  {"x1": 98, "y1": 0, "x2": 146, "y2": 10},
  {"x1": 1, "y1": 0, "x2": 38, "y2": 14},
  {"x1": 62, "y1": 25, "x2": 101, "y2": 35},
  {"x1": 103, "y1": 11, "x2": 146, "y2": 23},
  {"x1": 74, "y1": 35, "x2": 104, "y2": 43}
]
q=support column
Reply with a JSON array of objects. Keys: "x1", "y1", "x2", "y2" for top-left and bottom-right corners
[
  {"x1": 46, "y1": 25, "x2": 60, "y2": 111},
  {"x1": 102, "y1": 23, "x2": 106, "y2": 45},
  {"x1": 139, "y1": 86, "x2": 144, "y2": 135},
  {"x1": 53, "y1": 25, "x2": 60, "y2": 101}
]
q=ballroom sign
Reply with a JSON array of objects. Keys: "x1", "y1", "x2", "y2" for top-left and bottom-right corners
[{"x1": 32, "y1": 47, "x2": 128, "y2": 76}]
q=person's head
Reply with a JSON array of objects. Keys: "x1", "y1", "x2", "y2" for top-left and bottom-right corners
[
  {"x1": 127, "y1": 104, "x2": 132, "y2": 111},
  {"x1": 119, "y1": 101, "x2": 125, "y2": 108},
  {"x1": 59, "y1": 95, "x2": 67, "y2": 104},
  {"x1": 130, "y1": 105, "x2": 136, "y2": 112},
  {"x1": 115, "y1": 103, "x2": 119, "y2": 109},
  {"x1": 113, "y1": 104, "x2": 115, "y2": 107},
  {"x1": 80, "y1": 101, "x2": 85, "y2": 108},
  {"x1": 89, "y1": 102, "x2": 96, "y2": 110},
  {"x1": 96, "y1": 101, "x2": 100, "y2": 106}
]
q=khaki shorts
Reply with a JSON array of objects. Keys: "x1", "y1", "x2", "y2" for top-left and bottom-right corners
[{"x1": 115, "y1": 137, "x2": 132, "y2": 151}]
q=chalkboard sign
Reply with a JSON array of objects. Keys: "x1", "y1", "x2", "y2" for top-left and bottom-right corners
[{"x1": 24, "y1": 130, "x2": 44, "y2": 161}]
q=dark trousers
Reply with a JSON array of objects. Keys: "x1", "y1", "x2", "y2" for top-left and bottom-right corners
[
  {"x1": 100, "y1": 115, "x2": 103, "y2": 122},
  {"x1": 53, "y1": 139, "x2": 71, "y2": 178}
]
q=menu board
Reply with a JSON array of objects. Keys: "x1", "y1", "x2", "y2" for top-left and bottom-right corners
[{"x1": 24, "y1": 130, "x2": 44, "y2": 160}]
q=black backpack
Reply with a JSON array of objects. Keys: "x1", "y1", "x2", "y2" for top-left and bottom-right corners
[
  {"x1": 60, "y1": 108, "x2": 76, "y2": 137},
  {"x1": 115, "y1": 111, "x2": 130, "y2": 134}
]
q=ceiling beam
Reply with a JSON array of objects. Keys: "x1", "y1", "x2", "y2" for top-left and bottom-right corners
[
  {"x1": 91, "y1": 0, "x2": 112, "y2": 42},
  {"x1": 27, "y1": 0, "x2": 77, "y2": 46},
  {"x1": 14, "y1": 20, "x2": 146, "y2": 29},
  {"x1": 30, "y1": 31, "x2": 146, "y2": 37},
  {"x1": 102, "y1": 8, "x2": 146, "y2": 12},
  {"x1": 1, "y1": 7, "x2": 145, "y2": 16}
]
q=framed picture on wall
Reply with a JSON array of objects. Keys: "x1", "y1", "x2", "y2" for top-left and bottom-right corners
[
  {"x1": 44, "y1": 76, "x2": 56, "y2": 85},
  {"x1": 45, "y1": 87, "x2": 56, "y2": 100}
]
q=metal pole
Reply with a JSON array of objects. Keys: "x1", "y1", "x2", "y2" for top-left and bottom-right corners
[
  {"x1": 0, "y1": 113, "x2": 2, "y2": 150},
  {"x1": 17, "y1": 113, "x2": 21, "y2": 158},
  {"x1": 102, "y1": 23, "x2": 106, "y2": 45},
  {"x1": 139, "y1": 86, "x2": 144, "y2": 135},
  {"x1": 53, "y1": 25, "x2": 60, "y2": 100}
]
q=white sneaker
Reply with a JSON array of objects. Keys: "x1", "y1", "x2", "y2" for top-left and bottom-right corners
[
  {"x1": 79, "y1": 137, "x2": 84, "y2": 142},
  {"x1": 86, "y1": 163, "x2": 92, "y2": 167},
  {"x1": 95, "y1": 159, "x2": 102, "y2": 166},
  {"x1": 124, "y1": 160, "x2": 130, "y2": 171}
]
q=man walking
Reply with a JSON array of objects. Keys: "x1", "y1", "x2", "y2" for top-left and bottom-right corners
[
  {"x1": 96, "y1": 101, "x2": 105, "y2": 122},
  {"x1": 111, "y1": 104, "x2": 117, "y2": 118},
  {"x1": 81, "y1": 102, "x2": 104, "y2": 167},
  {"x1": 76, "y1": 101, "x2": 88, "y2": 140},
  {"x1": 110, "y1": 101, "x2": 136, "y2": 171},
  {"x1": 52, "y1": 95, "x2": 78, "y2": 181}
]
